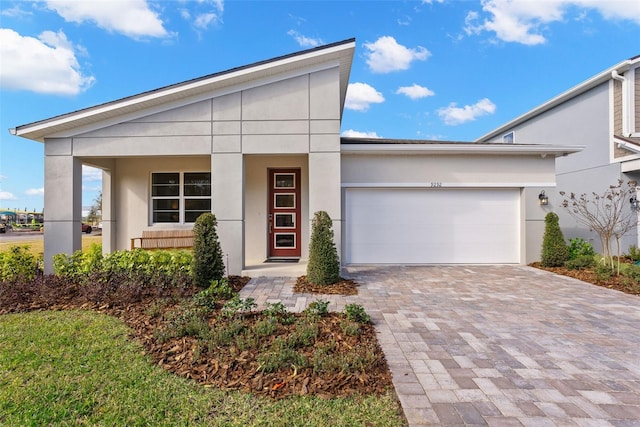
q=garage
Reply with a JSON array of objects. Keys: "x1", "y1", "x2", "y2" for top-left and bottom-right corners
[{"x1": 345, "y1": 187, "x2": 521, "y2": 264}]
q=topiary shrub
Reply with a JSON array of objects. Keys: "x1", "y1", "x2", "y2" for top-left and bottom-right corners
[
  {"x1": 192, "y1": 213, "x2": 225, "y2": 287},
  {"x1": 541, "y1": 212, "x2": 569, "y2": 267},
  {"x1": 306, "y1": 211, "x2": 340, "y2": 285}
]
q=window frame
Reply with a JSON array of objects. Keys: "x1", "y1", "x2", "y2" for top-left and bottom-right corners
[{"x1": 150, "y1": 171, "x2": 211, "y2": 225}]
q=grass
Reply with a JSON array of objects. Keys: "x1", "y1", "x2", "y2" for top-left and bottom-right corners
[
  {"x1": 0, "y1": 310, "x2": 405, "y2": 426},
  {"x1": 0, "y1": 235, "x2": 101, "y2": 257}
]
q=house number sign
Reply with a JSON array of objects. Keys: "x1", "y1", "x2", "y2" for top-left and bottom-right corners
[{"x1": 430, "y1": 182, "x2": 443, "y2": 187}]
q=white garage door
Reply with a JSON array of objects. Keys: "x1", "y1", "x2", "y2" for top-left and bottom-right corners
[{"x1": 345, "y1": 188, "x2": 520, "y2": 264}]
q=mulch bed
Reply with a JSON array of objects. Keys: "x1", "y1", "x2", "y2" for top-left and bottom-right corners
[
  {"x1": 294, "y1": 276, "x2": 359, "y2": 295},
  {"x1": 0, "y1": 275, "x2": 393, "y2": 399},
  {"x1": 530, "y1": 262, "x2": 640, "y2": 296}
]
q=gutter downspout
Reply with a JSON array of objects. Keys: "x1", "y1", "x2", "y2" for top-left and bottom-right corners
[{"x1": 611, "y1": 70, "x2": 625, "y2": 82}]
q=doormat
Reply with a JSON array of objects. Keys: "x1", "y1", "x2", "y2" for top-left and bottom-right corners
[{"x1": 264, "y1": 258, "x2": 299, "y2": 263}]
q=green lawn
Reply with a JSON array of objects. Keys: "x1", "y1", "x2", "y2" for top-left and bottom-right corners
[
  {"x1": 0, "y1": 235, "x2": 101, "y2": 257},
  {"x1": 0, "y1": 310, "x2": 405, "y2": 426}
]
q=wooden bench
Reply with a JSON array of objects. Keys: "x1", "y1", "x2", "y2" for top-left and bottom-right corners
[{"x1": 130, "y1": 229, "x2": 195, "y2": 250}]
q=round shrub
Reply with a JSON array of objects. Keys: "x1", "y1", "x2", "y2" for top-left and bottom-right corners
[
  {"x1": 541, "y1": 212, "x2": 569, "y2": 267},
  {"x1": 192, "y1": 213, "x2": 225, "y2": 287},
  {"x1": 306, "y1": 211, "x2": 340, "y2": 285}
]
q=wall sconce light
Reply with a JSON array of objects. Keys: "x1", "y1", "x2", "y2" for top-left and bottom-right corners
[
  {"x1": 630, "y1": 196, "x2": 640, "y2": 211},
  {"x1": 538, "y1": 190, "x2": 549, "y2": 206}
]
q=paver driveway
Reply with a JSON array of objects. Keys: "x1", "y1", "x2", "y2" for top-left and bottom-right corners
[{"x1": 240, "y1": 265, "x2": 640, "y2": 426}]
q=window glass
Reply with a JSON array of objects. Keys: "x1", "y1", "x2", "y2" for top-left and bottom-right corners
[
  {"x1": 152, "y1": 173, "x2": 180, "y2": 196},
  {"x1": 185, "y1": 199, "x2": 211, "y2": 223},
  {"x1": 275, "y1": 233, "x2": 295, "y2": 248},
  {"x1": 184, "y1": 173, "x2": 211, "y2": 196},
  {"x1": 275, "y1": 194, "x2": 295, "y2": 208},
  {"x1": 274, "y1": 173, "x2": 295, "y2": 188},
  {"x1": 153, "y1": 199, "x2": 179, "y2": 223}
]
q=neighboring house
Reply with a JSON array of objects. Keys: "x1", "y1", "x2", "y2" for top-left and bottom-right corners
[
  {"x1": 477, "y1": 55, "x2": 640, "y2": 254},
  {"x1": 11, "y1": 39, "x2": 580, "y2": 274}
]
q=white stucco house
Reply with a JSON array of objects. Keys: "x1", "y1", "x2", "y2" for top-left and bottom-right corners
[
  {"x1": 477, "y1": 54, "x2": 640, "y2": 253},
  {"x1": 11, "y1": 39, "x2": 581, "y2": 274}
]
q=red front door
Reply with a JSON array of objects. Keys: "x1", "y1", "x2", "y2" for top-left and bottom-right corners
[{"x1": 268, "y1": 169, "x2": 301, "y2": 258}]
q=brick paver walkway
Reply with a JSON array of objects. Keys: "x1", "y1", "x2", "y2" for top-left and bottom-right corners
[{"x1": 239, "y1": 265, "x2": 640, "y2": 426}]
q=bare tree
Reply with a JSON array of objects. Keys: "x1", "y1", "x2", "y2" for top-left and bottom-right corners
[{"x1": 560, "y1": 180, "x2": 638, "y2": 273}]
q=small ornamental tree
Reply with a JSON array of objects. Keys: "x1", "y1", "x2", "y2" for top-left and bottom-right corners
[
  {"x1": 192, "y1": 213, "x2": 225, "y2": 287},
  {"x1": 306, "y1": 211, "x2": 340, "y2": 285},
  {"x1": 541, "y1": 212, "x2": 569, "y2": 267},
  {"x1": 560, "y1": 180, "x2": 638, "y2": 273}
]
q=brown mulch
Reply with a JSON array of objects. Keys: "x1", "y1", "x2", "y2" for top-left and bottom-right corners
[
  {"x1": 530, "y1": 262, "x2": 640, "y2": 296},
  {"x1": 294, "y1": 276, "x2": 359, "y2": 295},
  {"x1": 0, "y1": 275, "x2": 393, "y2": 400}
]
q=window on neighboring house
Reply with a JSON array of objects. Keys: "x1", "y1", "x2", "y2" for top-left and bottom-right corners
[
  {"x1": 503, "y1": 131, "x2": 514, "y2": 144},
  {"x1": 151, "y1": 172, "x2": 211, "y2": 223}
]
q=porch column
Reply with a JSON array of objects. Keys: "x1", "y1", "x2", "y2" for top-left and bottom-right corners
[
  {"x1": 212, "y1": 153, "x2": 244, "y2": 275},
  {"x1": 101, "y1": 164, "x2": 116, "y2": 254},
  {"x1": 43, "y1": 141, "x2": 82, "y2": 273},
  {"x1": 308, "y1": 151, "x2": 342, "y2": 261}
]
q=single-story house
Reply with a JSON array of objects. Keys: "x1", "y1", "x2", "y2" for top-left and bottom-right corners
[
  {"x1": 11, "y1": 38, "x2": 581, "y2": 275},
  {"x1": 477, "y1": 54, "x2": 640, "y2": 253}
]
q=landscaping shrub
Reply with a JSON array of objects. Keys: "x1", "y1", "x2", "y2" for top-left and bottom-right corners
[
  {"x1": 623, "y1": 264, "x2": 640, "y2": 282},
  {"x1": 306, "y1": 211, "x2": 340, "y2": 285},
  {"x1": 567, "y1": 237, "x2": 595, "y2": 260},
  {"x1": 541, "y1": 212, "x2": 569, "y2": 267},
  {"x1": 627, "y1": 245, "x2": 640, "y2": 262},
  {"x1": 344, "y1": 303, "x2": 371, "y2": 324},
  {"x1": 564, "y1": 255, "x2": 596, "y2": 270},
  {"x1": 53, "y1": 247, "x2": 193, "y2": 289},
  {"x1": 192, "y1": 213, "x2": 225, "y2": 287},
  {"x1": 0, "y1": 245, "x2": 38, "y2": 282}
]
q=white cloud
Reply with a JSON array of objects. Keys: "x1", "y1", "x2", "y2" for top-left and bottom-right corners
[
  {"x1": 0, "y1": 190, "x2": 17, "y2": 201},
  {"x1": 287, "y1": 30, "x2": 324, "y2": 48},
  {"x1": 363, "y1": 36, "x2": 431, "y2": 73},
  {"x1": 1, "y1": 4, "x2": 32, "y2": 18},
  {"x1": 345, "y1": 83, "x2": 385, "y2": 112},
  {"x1": 44, "y1": 0, "x2": 169, "y2": 38},
  {"x1": 83, "y1": 166, "x2": 102, "y2": 182},
  {"x1": 0, "y1": 28, "x2": 95, "y2": 95},
  {"x1": 465, "y1": 0, "x2": 640, "y2": 46},
  {"x1": 438, "y1": 98, "x2": 496, "y2": 125},
  {"x1": 181, "y1": 0, "x2": 224, "y2": 31},
  {"x1": 25, "y1": 188, "x2": 44, "y2": 196},
  {"x1": 396, "y1": 84, "x2": 435, "y2": 100},
  {"x1": 341, "y1": 130, "x2": 382, "y2": 138}
]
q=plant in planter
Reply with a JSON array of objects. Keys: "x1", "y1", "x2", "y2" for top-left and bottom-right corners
[{"x1": 306, "y1": 211, "x2": 340, "y2": 285}]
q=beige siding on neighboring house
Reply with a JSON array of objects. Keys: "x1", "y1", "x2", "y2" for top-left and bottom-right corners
[{"x1": 613, "y1": 79, "x2": 631, "y2": 159}]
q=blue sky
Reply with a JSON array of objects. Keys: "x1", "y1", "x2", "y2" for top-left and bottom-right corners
[{"x1": 1, "y1": 0, "x2": 639, "y2": 213}]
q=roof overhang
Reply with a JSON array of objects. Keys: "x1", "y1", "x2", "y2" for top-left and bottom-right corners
[
  {"x1": 11, "y1": 39, "x2": 356, "y2": 142},
  {"x1": 476, "y1": 55, "x2": 640, "y2": 142},
  {"x1": 341, "y1": 138, "x2": 583, "y2": 157}
]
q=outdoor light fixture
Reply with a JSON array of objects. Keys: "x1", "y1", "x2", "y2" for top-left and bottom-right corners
[
  {"x1": 538, "y1": 190, "x2": 549, "y2": 206},
  {"x1": 630, "y1": 196, "x2": 640, "y2": 211}
]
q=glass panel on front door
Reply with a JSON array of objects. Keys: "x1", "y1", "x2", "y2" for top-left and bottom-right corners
[
  {"x1": 275, "y1": 173, "x2": 295, "y2": 188},
  {"x1": 274, "y1": 233, "x2": 296, "y2": 248},
  {"x1": 275, "y1": 213, "x2": 295, "y2": 228},
  {"x1": 274, "y1": 194, "x2": 295, "y2": 208}
]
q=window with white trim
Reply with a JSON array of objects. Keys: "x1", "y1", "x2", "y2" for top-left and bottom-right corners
[{"x1": 151, "y1": 172, "x2": 211, "y2": 224}]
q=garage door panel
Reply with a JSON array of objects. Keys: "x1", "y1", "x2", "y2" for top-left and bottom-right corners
[{"x1": 346, "y1": 188, "x2": 520, "y2": 264}]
